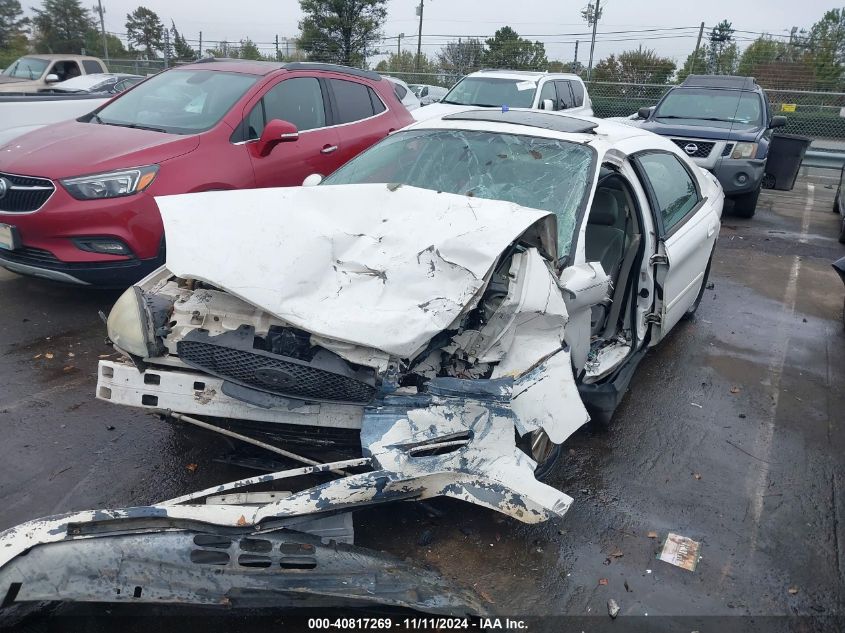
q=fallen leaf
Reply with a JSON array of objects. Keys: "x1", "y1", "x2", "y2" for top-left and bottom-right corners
[
  {"x1": 730, "y1": 386, "x2": 740, "y2": 394},
  {"x1": 647, "y1": 531, "x2": 658, "y2": 539},
  {"x1": 788, "y1": 586, "x2": 799, "y2": 595},
  {"x1": 45, "y1": 353, "x2": 54, "y2": 360},
  {"x1": 693, "y1": 473, "x2": 702, "y2": 480},
  {"x1": 610, "y1": 548, "x2": 624, "y2": 558},
  {"x1": 237, "y1": 515, "x2": 247, "y2": 526},
  {"x1": 185, "y1": 463, "x2": 198, "y2": 473},
  {"x1": 599, "y1": 578, "x2": 608, "y2": 586}
]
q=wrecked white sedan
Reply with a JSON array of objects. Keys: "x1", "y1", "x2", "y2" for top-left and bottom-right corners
[
  {"x1": 96, "y1": 109, "x2": 722, "y2": 519},
  {"x1": 0, "y1": 110, "x2": 722, "y2": 617}
]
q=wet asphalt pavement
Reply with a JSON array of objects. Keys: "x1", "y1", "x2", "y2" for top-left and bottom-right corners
[{"x1": 0, "y1": 171, "x2": 844, "y2": 625}]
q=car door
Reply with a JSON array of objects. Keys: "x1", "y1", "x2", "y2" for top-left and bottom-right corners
[
  {"x1": 324, "y1": 77, "x2": 395, "y2": 170},
  {"x1": 245, "y1": 75, "x2": 341, "y2": 187},
  {"x1": 632, "y1": 151, "x2": 718, "y2": 341},
  {"x1": 537, "y1": 80, "x2": 558, "y2": 110}
]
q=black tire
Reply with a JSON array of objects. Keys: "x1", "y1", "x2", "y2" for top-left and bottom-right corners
[
  {"x1": 519, "y1": 429, "x2": 561, "y2": 480},
  {"x1": 833, "y1": 194, "x2": 841, "y2": 214},
  {"x1": 732, "y1": 186, "x2": 761, "y2": 218},
  {"x1": 683, "y1": 250, "x2": 714, "y2": 320},
  {"x1": 839, "y1": 214, "x2": 845, "y2": 245}
]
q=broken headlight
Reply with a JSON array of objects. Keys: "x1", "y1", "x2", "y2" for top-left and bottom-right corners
[
  {"x1": 107, "y1": 286, "x2": 169, "y2": 358},
  {"x1": 61, "y1": 165, "x2": 158, "y2": 200}
]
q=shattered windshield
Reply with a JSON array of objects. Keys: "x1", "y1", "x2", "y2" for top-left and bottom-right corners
[
  {"x1": 441, "y1": 77, "x2": 536, "y2": 108},
  {"x1": 323, "y1": 129, "x2": 595, "y2": 257},
  {"x1": 654, "y1": 88, "x2": 764, "y2": 128}
]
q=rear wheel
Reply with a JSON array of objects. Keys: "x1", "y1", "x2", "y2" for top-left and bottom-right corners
[
  {"x1": 839, "y1": 215, "x2": 845, "y2": 244},
  {"x1": 732, "y1": 186, "x2": 761, "y2": 218}
]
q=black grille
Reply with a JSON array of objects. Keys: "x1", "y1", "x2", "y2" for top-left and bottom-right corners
[
  {"x1": 0, "y1": 172, "x2": 55, "y2": 212},
  {"x1": 178, "y1": 339, "x2": 376, "y2": 405},
  {"x1": 0, "y1": 246, "x2": 60, "y2": 266},
  {"x1": 671, "y1": 139, "x2": 714, "y2": 158},
  {"x1": 721, "y1": 143, "x2": 734, "y2": 157}
]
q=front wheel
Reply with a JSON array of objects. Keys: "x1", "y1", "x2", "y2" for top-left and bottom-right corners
[{"x1": 732, "y1": 186, "x2": 761, "y2": 218}]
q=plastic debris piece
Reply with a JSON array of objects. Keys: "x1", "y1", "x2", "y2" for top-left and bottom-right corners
[
  {"x1": 788, "y1": 586, "x2": 799, "y2": 595},
  {"x1": 607, "y1": 599, "x2": 620, "y2": 618},
  {"x1": 730, "y1": 386, "x2": 740, "y2": 394},
  {"x1": 647, "y1": 531, "x2": 658, "y2": 539},
  {"x1": 658, "y1": 533, "x2": 701, "y2": 572},
  {"x1": 45, "y1": 353, "x2": 54, "y2": 360},
  {"x1": 598, "y1": 578, "x2": 608, "y2": 586},
  {"x1": 693, "y1": 473, "x2": 702, "y2": 480}
]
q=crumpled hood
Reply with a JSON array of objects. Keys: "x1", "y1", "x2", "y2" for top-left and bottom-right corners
[
  {"x1": 0, "y1": 120, "x2": 199, "y2": 178},
  {"x1": 157, "y1": 184, "x2": 556, "y2": 359}
]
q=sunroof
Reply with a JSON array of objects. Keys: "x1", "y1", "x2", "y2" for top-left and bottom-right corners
[{"x1": 442, "y1": 109, "x2": 598, "y2": 134}]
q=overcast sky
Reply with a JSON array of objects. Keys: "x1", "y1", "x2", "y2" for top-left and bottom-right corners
[{"x1": 35, "y1": 0, "x2": 836, "y2": 64}]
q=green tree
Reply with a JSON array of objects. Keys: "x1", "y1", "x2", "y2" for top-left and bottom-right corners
[
  {"x1": 237, "y1": 38, "x2": 263, "y2": 60},
  {"x1": 593, "y1": 47, "x2": 676, "y2": 84},
  {"x1": 84, "y1": 30, "x2": 129, "y2": 59},
  {"x1": 374, "y1": 49, "x2": 437, "y2": 83},
  {"x1": 125, "y1": 6, "x2": 163, "y2": 59},
  {"x1": 437, "y1": 38, "x2": 484, "y2": 78},
  {"x1": 0, "y1": 0, "x2": 28, "y2": 50},
  {"x1": 31, "y1": 0, "x2": 95, "y2": 54},
  {"x1": 482, "y1": 26, "x2": 547, "y2": 70},
  {"x1": 170, "y1": 20, "x2": 196, "y2": 60},
  {"x1": 806, "y1": 8, "x2": 845, "y2": 89},
  {"x1": 205, "y1": 40, "x2": 235, "y2": 58},
  {"x1": 298, "y1": 0, "x2": 387, "y2": 67},
  {"x1": 678, "y1": 20, "x2": 739, "y2": 81}
]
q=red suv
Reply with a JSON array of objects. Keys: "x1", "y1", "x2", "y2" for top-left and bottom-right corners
[{"x1": 0, "y1": 60, "x2": 413, "y2": 286}]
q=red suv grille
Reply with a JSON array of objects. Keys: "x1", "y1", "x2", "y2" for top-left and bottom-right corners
[{"x1": 0, "y1": 172, "x2": 55, "y2": 213}]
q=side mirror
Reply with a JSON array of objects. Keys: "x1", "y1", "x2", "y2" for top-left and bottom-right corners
[
  {"x1": 45, "y1": 73, "x2": 59, "y2": 83},
  {"x1": 770, "y1": 115, "x2": 787, "y2": 128},
  {"x1": 302, "y1": 174, "x2": 323, "y2": 187},
  {"x1": 541, "y1": 99, "x2": 555, "y2": 111},
  {"x1": 638, "y1": 106, "x2": 654, "y2": 120},
  {"x1": 256, "y1": 119, "x2": 299, "y2": 157}
]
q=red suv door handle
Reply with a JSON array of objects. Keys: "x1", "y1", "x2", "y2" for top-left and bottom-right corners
[{"x1": 321, "y1": 145, "x2": 338, "y2": 154}]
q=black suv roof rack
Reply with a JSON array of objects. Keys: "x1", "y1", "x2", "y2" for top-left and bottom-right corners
[
  {"x1": 193, "y1": 57, "x2": 382, "y2": 81},
  {"x1": 681, "y1": 74, "x2": 757, "y2": 90},
  {"x1": 443, "y1": 109, "x2": 598, "y2": 134}
]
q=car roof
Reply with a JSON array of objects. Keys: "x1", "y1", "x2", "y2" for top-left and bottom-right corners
[
  {"x1": 181, "y1": 58, "x2": 384, "y2": 82},
  {"x1": 21, "y1": 54, "x2": 102, "y2": 61},
  {"x1": 469, "y1": 69, "x2": 584, "y2": 83},
  {"x1": 680, "y1": 74, "x2": 758, "y2": 90},
  {"x1": 410, "y1": 107, "x2": 654, "y2": 145}
]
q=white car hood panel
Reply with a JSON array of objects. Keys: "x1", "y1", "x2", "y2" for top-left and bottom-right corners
[
  {"x1": 157, "y1": 184, "x2": 554, "y2": 359},
  {"x1": 411, "y1": 102, "x2": 481, "y2": 122}
]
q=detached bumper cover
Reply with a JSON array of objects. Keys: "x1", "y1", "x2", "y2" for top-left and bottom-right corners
[{"x1": 0, "y1": 513, "x2": 483, "y2": 616}]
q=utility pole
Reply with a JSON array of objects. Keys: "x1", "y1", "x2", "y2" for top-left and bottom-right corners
[
  {"x1": 415, "y1": 0, "x2": 424, "y2": 73},
  {"x1": 163, "y1": 29, "x2": 170, "y2": 68},
  {"x1": 95, "y1": 0, "x2": 109, "y2": 64},
  {"x1": 586, "y1": 0, "x2": 600, "y2": 81},
  {"x1": 397, "y1": 33, "x2": 404, "y2": 58},
  {"x1": 689, "y1": 21, "x2": 705, "y2": 75},
  {"x1": 573, "y1": 40, "x2": 579, "y2": 68},
  {"x1": 199, "y1": 31, "x2": 203, "y2": 57},
  {"x1": 275, "y1": 34, "x2": 280, "y2": 61}
]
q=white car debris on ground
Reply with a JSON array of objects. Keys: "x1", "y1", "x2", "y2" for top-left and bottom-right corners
[
  {"x1": 412, "y1": 69, "x2": 593, "y2": 122},
  {"x1": 0, "y1": 108, "x2": 723, "y2": 614}
]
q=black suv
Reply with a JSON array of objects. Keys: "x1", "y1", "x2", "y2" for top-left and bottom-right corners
[{"x1": 638, "y1": 75, "x2": 787, "y2": 217}]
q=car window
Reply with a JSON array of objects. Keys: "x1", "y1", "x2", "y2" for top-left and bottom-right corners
[
  {"x1": 263, "y1": 77, "x2": 326, "y2": 131},
  {"x1": 330, "y1": 78, "x2": 378, "y2": 124},
  {"x1": 324, "y1": 129, "x2": 595, "y2": 257},
  {"x1": 95, "y1": 69, "x2": 258, "y2": 134},
  {"x1": 654, "y1": 88, "x2": 763, "y2": 128},
  {"x1": 554, "y1": 81, "x2": 575, "y2": 109},
  {"x1": 539, "y1": 82, "x2": 557, "y2": 109},
  {"x1": 369, "y1": 88, "x2": 386, "y2": 114},
  {"x1": 52, "y1": 61, "x2": 82, "y2": 81},
  {"x1": 636, "y1": 153, "x2": 700, "y2": 233},
  {"x1": 441, "y1": 77, "x2": 536, "y2": 108},
  {"x1": 570, "y1": 81, "x2": 585, "y2": 107},
  {"x1": 82, "y1": 60, "x2": 102, "y2": 74},
  {"x1": 1, "y1": 57, "x2": 49, "y2": 79},
  {"x1": 391, "y1": 81, "x2": 408, "y2": 100}
]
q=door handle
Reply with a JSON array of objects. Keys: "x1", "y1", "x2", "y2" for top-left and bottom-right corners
[{"x1": 320, "y1": 145, "x2": 338, "y2": 154}]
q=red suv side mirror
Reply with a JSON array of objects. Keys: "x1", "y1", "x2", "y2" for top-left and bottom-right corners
[{"x1": 256, "y1": 119, "x2": 299, "y2": 157}]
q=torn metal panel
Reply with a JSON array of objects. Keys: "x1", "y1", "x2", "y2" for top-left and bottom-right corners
[
  {"x1": 510, "y1": 348, "x2": 590, "y2": 444},
  {"x1": 0, "y1": 522, "x2": 483, "y2": 616},
  {"x1": 156, "y1": 184, "x2": 556, "y2": 358}
]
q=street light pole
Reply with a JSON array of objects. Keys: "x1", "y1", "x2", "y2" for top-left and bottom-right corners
[
  {"x1": 95, "y1": 0, "x2": 109, "y2": 64},
  {"x1": 586, "y1": 0, "x2": 600, "y2": 81},
  {"x1": 415, "y1": 0, "x2": 424, "y2": 73}
]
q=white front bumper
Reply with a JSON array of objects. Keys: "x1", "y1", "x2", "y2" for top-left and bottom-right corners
[{"x1": 95, "y1": 360, "x2": 364, "y2": 429}]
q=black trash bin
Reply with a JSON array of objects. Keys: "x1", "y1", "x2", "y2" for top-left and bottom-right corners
[{"x1": 765, "y1": 133, "x2": 812, "y2": 191}]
